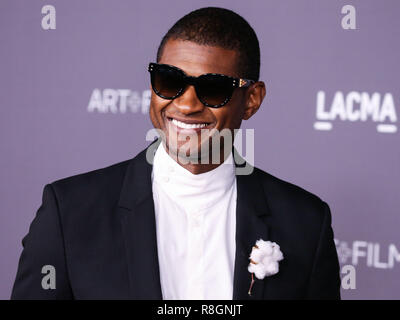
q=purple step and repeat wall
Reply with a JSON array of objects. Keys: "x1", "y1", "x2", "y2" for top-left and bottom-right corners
[{"x1": 1, "y1": 0, "x2": 399, "y2": 299}]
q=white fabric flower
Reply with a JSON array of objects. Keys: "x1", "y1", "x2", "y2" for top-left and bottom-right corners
[{"x1": 248, "y1": 239, "x2": 284, "y2": 280}]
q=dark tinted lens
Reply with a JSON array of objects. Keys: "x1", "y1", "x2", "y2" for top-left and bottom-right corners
[
  {"x1": 196, "y1": 74, "x2": 234, "y2": 107},
  {"x1": 151, "y1": 65, "x2": 184, "y2": 99}
]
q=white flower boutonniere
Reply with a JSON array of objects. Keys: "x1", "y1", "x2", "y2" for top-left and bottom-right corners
[{"x1": 247, "y1": 239, "x2": 284, "y2": 295}]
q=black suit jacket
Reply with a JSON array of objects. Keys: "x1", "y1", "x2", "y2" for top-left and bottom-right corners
[{"x1": 11, "y1": 142, "x2": 341, "y2": 300}]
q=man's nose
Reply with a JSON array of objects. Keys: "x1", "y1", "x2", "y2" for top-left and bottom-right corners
[{"x1": 174, "y1": 85, "x2": 205, "y2": 115}]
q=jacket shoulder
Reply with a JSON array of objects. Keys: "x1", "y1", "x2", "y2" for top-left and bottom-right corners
[
  {"x1": 52, "y1": 159, "x2": 130, "y2": 189},
  {"x1": 255, "y1": 167, "x2": 325, "y2": 201},
  {"x1": 49, "y1": 158, "x2": 132, "y2": 210},
  {"x1": 253, "y1": 166, "x2": 329, "y2": 223}
]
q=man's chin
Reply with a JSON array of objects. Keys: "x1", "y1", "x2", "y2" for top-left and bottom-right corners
[
  {"x1": 163, "y1": 140, "x2": 207, "y2": 164},
  {"x1": 168, "y1": 143, "x2": 231, "y2": 166}
]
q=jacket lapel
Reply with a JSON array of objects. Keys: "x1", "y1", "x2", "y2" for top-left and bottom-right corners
[
  {"x1": 117, "y1": 140, "x2": 162, "y2": 299},
  {"x1": 232, "y1": 151, "x2": 272, "y2": 300}
]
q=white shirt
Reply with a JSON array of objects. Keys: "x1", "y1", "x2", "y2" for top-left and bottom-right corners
[{"x1": 151, "y1": 143, "x2": 237, "y2": 300}]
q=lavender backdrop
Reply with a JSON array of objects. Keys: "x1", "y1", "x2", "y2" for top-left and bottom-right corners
[{"x1": 1, "y1": 0, "x2": 399, "y2": 299}]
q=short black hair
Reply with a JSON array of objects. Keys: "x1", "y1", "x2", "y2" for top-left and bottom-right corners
[{"x1": 156, "y1": 7, "x2": 260, "y2": 81}]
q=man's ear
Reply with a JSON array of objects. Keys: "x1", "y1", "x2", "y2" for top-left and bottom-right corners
[{"x1": 243, "y1": 81, "x2": 266, "y2": 120}]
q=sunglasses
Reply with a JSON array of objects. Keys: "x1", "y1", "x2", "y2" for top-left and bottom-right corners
[{"x1": 148, "y1": 63, "x2": 255, "y2": 108}]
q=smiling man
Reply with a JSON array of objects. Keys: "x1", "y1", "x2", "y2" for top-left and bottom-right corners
[
  {"x1": 149, "y1": 33, "x2": 264, "y2": 173},
  {"x1": 12, "y1": 7, "x2": 341, "y2": 300}
]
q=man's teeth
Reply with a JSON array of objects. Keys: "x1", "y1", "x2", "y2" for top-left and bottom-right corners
[{"x1": 171, "y1": 118, "x2": 208, "y2": 129}]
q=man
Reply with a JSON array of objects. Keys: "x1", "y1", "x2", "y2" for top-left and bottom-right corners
[{"x1": 11, "y1": 7, "x2": 341, "y2": 300}]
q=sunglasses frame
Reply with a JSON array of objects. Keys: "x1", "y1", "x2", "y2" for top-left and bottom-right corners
[{"x1": 148, "y1": 62, "x2": 255, "y2": 108}]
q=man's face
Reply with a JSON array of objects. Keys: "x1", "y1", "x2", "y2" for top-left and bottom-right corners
[{"x1": 149, "y1": 39, "x2": 252, "y2": 161}]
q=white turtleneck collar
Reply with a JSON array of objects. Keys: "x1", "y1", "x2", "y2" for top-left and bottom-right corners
[{"x1": 152, "y1": 142, "x2": 236, "y2": 213}]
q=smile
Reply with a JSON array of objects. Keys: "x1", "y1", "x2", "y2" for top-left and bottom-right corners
[
  {"x1": 167, "y1": 117, "x2": 211, "y2": 130},
  {"x1": 172, "y1": 119, "x2": 208, "y2": 129}
]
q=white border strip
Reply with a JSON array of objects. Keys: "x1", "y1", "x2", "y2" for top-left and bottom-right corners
[
  {"x1": 376, "y1": 124, "x2": 397, "y2": 134},
  {"x1": 314, "y1": 121, "x2": 332, "y2": 131}
]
